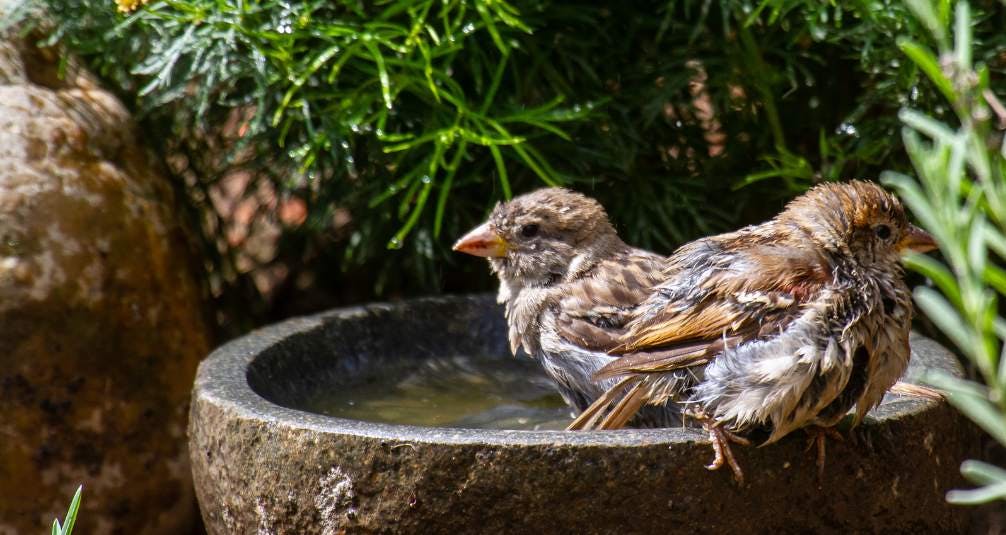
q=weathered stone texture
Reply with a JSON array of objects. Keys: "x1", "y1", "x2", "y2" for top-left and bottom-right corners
[
  {"x1": 0, "y1": 24, "x2": 211, "y2": 535},
  {"x1": 191, "y1": 295, "x2": 979, "y2": 535}
]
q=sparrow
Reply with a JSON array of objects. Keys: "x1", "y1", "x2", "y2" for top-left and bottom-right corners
[
  {"x1": 568, "y1": 180, "x2": 937, "y2": 483},
  {"x1": 452, "y1": 187, "x2": 682, "y2": 425}
]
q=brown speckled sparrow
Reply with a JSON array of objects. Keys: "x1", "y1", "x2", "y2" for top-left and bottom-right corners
[
  {"x1": 568, "y1": 180, "x2": 937, "y2": 483},
  {"x1": 452, "y1": 188, "x2": 687, "y2": 424}
]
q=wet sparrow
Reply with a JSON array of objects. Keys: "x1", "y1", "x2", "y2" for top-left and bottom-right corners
[
  {"x1": 569, "y1": 180, "x2": 936, "y2": 483},
  {"x1": 453, "y1": 188, "x2": 680, "y2": 424}
]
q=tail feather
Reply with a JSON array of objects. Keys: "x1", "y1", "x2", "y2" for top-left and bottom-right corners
[
  {"x1": 567, "y1": 376, "x2": 639, "y2": 431},
  {"x1": 598, "y1": 378, "x2": 649, "y2": 429}
]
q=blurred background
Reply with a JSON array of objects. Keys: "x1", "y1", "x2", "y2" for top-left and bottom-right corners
[
  {"x1": 3, "y1": 0, "x2": 1006, "y2": 532},
  {"x1": 11, "y1": 0, "x2": 1004, "y2": 335}
]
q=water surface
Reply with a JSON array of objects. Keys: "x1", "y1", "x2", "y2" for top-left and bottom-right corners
[{"x1": 303, "y1": 355, "x2": 572, "y2": 430}]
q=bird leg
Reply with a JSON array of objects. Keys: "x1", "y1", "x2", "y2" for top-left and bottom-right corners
[
  {"x1": 804, "y1": 425, "x2": 844, "y2": 478},
  {"x1": 689, "y1": 411, "x2": 750, "y2": 484}
]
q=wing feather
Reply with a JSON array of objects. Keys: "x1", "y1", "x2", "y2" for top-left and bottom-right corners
[
  {"x1": 613, "y1": 240, "x2": 829, "y2": 360},
  {"x1": 571, "y1": 238, "x2": 831, "y2": 431},
  {"x1": 552, "y1": 249, "x2": 666, "y2": 352}
]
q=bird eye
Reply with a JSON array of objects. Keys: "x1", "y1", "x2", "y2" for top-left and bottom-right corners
[
  {"x1": 875, "y1": 224, "x2": 892, "y2": 240},
  {"x1": 520, "y1": 224, "x2": 539, "y2": 238}
]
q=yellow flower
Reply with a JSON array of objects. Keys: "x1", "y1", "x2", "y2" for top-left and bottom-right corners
[{"x1": 115, "y1": 0, "x2": 149, "y2": 13}]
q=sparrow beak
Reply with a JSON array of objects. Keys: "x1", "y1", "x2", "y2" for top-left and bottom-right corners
[
  {"x1": 453, "y1": 222, "x2": 508, "y2": 258},
  {"x1": 898, "y1": 224, "x2": 937, "y2": 253}
]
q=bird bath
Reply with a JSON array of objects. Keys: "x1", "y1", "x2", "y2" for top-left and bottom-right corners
[{"x1": 189, "y1": 294, "x2": 977, "y2": 533}]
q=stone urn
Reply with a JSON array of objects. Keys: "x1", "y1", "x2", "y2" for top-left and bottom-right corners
[{"x1": 189, "y1": 295, "x2": 977, "y2": 534}]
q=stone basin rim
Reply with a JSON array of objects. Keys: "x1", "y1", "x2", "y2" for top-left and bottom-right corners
[{"x1": 196, "y1": 294, "x2": 943, "y2": 449}]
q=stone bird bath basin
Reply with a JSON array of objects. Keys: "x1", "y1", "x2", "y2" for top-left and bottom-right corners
[{"x1": 189, "y1": 295, "x2": 977, "y2": 534}]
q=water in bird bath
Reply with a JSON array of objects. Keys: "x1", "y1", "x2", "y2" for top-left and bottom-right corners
[{"x1": 302, "y1": 355, "x2": 571, "y2": 430}]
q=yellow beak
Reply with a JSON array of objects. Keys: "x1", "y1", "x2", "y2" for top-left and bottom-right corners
[
  {"x1": 898, "y1": 224, "x2": 937, "y2": 253},
  {"x1": 453, "y1": 222, "x2": 508, "y2": 258}
]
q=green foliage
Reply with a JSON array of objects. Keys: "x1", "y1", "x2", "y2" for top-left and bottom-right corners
[
  {"x1": 51, "y1": 485, "x2": 82, "y2": 535},
  {"x1": 9, "y1": 0, "x2": 1005, "y2": 315},
  {"x1": 883, "y1": 0, "x2": 1006, "y2": 505}
]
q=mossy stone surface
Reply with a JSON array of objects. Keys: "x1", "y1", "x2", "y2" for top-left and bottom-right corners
[{"x1": 0, "y1": 25, "x2": 211, "y2": 534}]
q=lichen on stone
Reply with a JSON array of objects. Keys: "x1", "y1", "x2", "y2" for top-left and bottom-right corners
[{"x1": 315, "y1": 466, "x2": 357, "y2": 535}]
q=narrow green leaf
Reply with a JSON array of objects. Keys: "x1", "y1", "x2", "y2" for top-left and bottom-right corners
[
  {"x1": 398, "y1": 180, "x2": 420, "y2": 220},
  {"x1": 514, "y1": 119, "x2": 571, "y2": 141},
  {"x1": 518, "y1": 143, "x2": 565, "y2": 185},
  {"x1": 474, "y1": 0, "x2": 508, "y2": 53},
  {"x1": 897, "y1": 40, "x2": 956, "y2": 105},
  {"x1": 479, "y1": 48, "x2": 509, "y2": 114},
  {"x1": 982, "y1": 264, "x2": 1006, "y2": 296},
  {"x1": 499, "y1": 95, "x2": 566, "y2": 121},
  {"x1": 511, "y1": 144, "x2": 557, "y2": 186},
  {"x1": 487, "y1": 0, "x2": 532, "y2": 32},
  {"x1": 488, "y1": 145, "x2": 512, "y2": 199},
  {"x1": 362, "y1": 39, "x2": 393, "y2": 110},
  {"x1": 960, "y1": 459, "x2": 1006, "y2": 486},
  {"x1": 417, "y1": 40, "x2": 440, "y2": 102},
  {"x1": 898, "y1": 108, "x2": 957, "y2": 143},
  {"x1": 977, "y1": 215, "x2": 1006, "y2": 259},
  {"x1": 946, "y1": 131, "x2": 970, "y2": 215},
  {"x1": 903, "y1": 254, "x2": 961, "y2": 307},
  {"x1": 967, "y1": 130, "x2": 993, "y2": 183},
  {"x1": 433, "y1": 140, "x2": 468, "y2": 237},
  {"x1": 904, "y1": 0, "x2": 948, "y2": 46},
  {"x1": 427, "y1": 136, "x2": 448, "y2": 176},
  {"x1": 457, "y1": 128, "x2": 525, "y2": 146},
  {"x1": 432, "y1": 173, "x2": 453, "y2": 238},
  {"x1": 389, "y1": 176, "x2": 434, "y2": 248},
  {"x1": 954, "y1": 1, "x2": 972, "y2": 70},
  {"x1": 273, "y1": 44, "x2": 342, "y2": 126},
  {"x1": 926, "y1": 372, "x2": 1006, "y2": 445},
  {"x1": 326, "y1": 42, "x2": 362, "y2": 83},
  {"x1": 382, "y1": 129, "x2": 444, "y2": 153},
  {"x1": 914, "y1": 286, "x2": 975, "y2": 359},
  {"x1": 61, "y1": 485, "x2": 82, "y2": 535},
  {"x1": 369, "y1": 165, "x2": 423, "y2": 208},
  {"x1": 968, "y1": 216, "x2": 990, "y2": 277},
  {"x1": 737, "y1": 168, "x2": 793, "y2": 188},
  {"x1": 947, "y1": 481, "x2": 1006, "y2": 504},
  {"x1": 999, "y1": 337, "x2": 1006, "y2": 390},
  {"x1": 376, "y1": 131, "x2": 414, "y2": 143},
  {"x1": 883, "y1": 171, "x2": 945, "y2": 245}
]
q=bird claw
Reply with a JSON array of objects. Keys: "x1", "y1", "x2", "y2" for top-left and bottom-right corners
[
  {"x1": 804, "y1": 426, "x2": 843, "y2": 479},
  {"x1": 705, "y1": 424, "x2": 749, "y2": 485}
]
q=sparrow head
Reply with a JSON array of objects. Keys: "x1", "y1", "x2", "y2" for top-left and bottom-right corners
[
  {"x1": 453, "y1": 188, "x2": 622, "y2": 285},
  {"x1": 778, "y1": 180, "x2": 936, "y2": 267}
]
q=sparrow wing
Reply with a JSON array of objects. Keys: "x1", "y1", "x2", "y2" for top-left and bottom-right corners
[
  {"x1": 599, "y1": 237, "x2": 831, "y2": 378},
  {"x1": 552, "y1": 249, "x2": 667, "y2": 351},
  {"x1": 568, "y1": 238, "x2": 832, "y2": 431}
]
